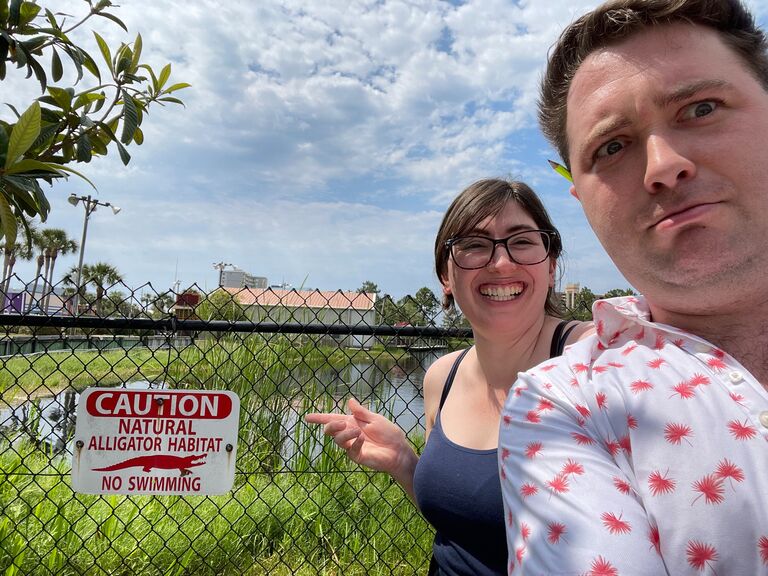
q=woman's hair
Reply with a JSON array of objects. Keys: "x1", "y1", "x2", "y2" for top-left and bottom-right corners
[
  {"x1": 434, "y1": 178, "x2": 563, "y2": 316},
  {"x1": 539, "y1": 0, "x2": 768, "y2": 168}
]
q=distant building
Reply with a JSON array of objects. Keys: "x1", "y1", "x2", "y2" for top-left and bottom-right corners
[
  {"x1": 7, "y1": 284, "x2": 72, "y2": 315},
  {"x1": 563, "y1": 283, "x2": 580, "y2": 311},
  {"x1": 225, "y1": 287, "x2": 377, "y2": 349},
  {"x1": 219, "y1": 267, "x2": 267, "y2": 289}
]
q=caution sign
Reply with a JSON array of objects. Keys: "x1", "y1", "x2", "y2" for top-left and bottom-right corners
[{"x1": 72, "y1": 388, "x2": 240, "y2": 495}]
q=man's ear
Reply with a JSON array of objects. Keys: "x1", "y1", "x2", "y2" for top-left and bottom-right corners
[{"x1": 570, "y1": 184, "x2": 580, "y2": 200}]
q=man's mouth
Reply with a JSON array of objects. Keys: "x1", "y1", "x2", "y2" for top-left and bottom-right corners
[{"x1": 652, "y1": 202, "x2": 720, "y2": 230}]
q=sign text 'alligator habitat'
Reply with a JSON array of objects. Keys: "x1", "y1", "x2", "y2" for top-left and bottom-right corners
[{"x1": 71, "y1": 389, "x2": 240, "y2": 495}]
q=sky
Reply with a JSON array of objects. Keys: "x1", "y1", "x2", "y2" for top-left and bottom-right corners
[{"x1": 4, "y1": 0, "x2": 768, "y2": 301}]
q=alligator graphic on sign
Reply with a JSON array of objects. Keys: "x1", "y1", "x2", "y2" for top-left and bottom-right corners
[{"x1": 93, "y1": 454, "x2": 206, "y2": 476}]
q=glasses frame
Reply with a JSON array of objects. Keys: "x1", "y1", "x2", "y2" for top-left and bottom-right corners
[{"x1": 445, "y1": 229, "x2": 558, "y2": 270}]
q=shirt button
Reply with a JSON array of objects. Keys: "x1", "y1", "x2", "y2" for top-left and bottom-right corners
[
  {"x1": 694, "y1": 342, "x2": 710, "y2": 353},
  {"x1": 760, "y1": 412, "x2": 768, "y2": 429},
  {"x1": 729, "y1": 371, "x2": 743, "y2": 383}
]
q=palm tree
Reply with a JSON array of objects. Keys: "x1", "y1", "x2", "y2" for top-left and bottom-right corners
[
  {"x1": 0, "y1": 219, "x2": 36, "y2": 300},
  {"x1": 63, "y1": 262, "x2": 123, "y2": 315},
  {"x1": 35, "y1": 229, "x2": 78, "y2": 313}
]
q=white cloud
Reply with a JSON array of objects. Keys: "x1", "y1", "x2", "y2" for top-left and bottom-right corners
[{"x1": 8, "y1": 0, "x2": 764, "y2": 300}]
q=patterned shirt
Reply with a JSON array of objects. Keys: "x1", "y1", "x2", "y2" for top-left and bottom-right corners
[{"x1": 498, "y1": 296, "x2": 768, "y2": 575}]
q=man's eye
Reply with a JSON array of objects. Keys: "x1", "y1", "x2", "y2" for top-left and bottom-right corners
[
  {"x1": 682, "y1": 100, "x2": 717, "y2": 120},
  {"x1": 596, "y1": 139, "x2": 624, "y2": 158}
]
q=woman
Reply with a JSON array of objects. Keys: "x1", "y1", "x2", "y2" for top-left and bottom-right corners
[{"x1": 305, "y1": 179, "x2": 592, "y2": 575}]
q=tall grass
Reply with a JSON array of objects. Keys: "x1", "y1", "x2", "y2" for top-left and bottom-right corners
[
  {"x1": 0, "y1": 434, "x2": 432, "y2": 575},
  {"x1": 1, "y1": 334, "x2": 433, "y2": 574}
]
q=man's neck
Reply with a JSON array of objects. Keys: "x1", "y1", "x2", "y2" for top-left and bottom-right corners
[{"x1": 650, "y1": 303, "x2": 768, "y2": 385}]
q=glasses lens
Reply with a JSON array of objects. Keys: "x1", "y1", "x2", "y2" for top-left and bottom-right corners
[
  {"x1": 449, "y1": 231, "x2": 552, "y2": 269},
  {"x1": 450, "y1": 237, "x2": 494, "y2": 269},
  {"x1": 505, "y1": 231, "x2": 550, "y2": 265}
]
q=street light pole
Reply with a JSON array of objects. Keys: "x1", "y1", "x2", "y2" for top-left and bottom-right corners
[{"x1": 68, "y1": 194, "x2": 121, "y2": 315}]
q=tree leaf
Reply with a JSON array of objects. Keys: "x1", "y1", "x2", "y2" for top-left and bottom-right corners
[
  {"x1": 0, "y1": 0, "x2": 10, "y2": 24},
  {"x1": 0, "y1": 124, "x2": 8, "y2": 167},
  {"x1": 130, "y1": 33, "x2": 142, "y2": 73},
  {"x1": 114, "y1": 139, "x2": 130, "y2": 165},
  {"x1": 14, "y1": 40, "x2": 27, "y2": 68},
  {"x1": 73, "y1": 91, "x2": 105, "y2": 110},
  {"x1": 80, "y1": 48, "x2": 100, "y2": 81},
  {"x1": 157, "y1": 96, "x2": 184, "y2": 106},
  {"x1": 8, "y1": 0, "x2": 21, "y2": 26},
  {"x1": 4, "y1": 158, "x2": 64, "y2": 176},
  {"x1": 76, "y1": 132, "x2": 92, "y2": 162},
  {"x1": 4, "y1": 103, "x2": 20, "y2": 119},
  {"x1": 18, "y1": 1, "x2": 40, "y2": 27},
  {"x1": 61, "y1": 44, "x2": 84, "y2": 83},
  {"x1": 92, "y1": 90, "x2": 107, "y2": 113},
  {"x1": 44, "y1": 8, "x2": 58, "y2": 31},
  {"x1": 0, "y1": 191, "x2": 18, "y2": 247},
  {"x1": 47, "y1": 87, "x2": 72, "y2": 112},
  {"x1": 139, "y1": 63, "x2": 158, "y2": 92},
  {"x1": 90, "y1": 132, "x2": 108, "y2": 155},
  {"x1": 5, "y1": 101, "x2": 40, "y2": 168},
  {"x1": 51, "y1": 47, "x2": 62, "y2": 82},
  {"x1": 163, "y1": 82, "x2": 191, "y2": 94},
  {"x1": 157, "y1": 63, "x2": 171, "y2": 90},
  {"x1": 93, "y1": 31, "x2": 114, "y2": 76},
  {"x1": 52, "y1": 164, "x2": 96, "y2": 190},
  {"x1": 132, "y1": 126, "x2": 143, "y2": 145},
  {"x1": 27, "y1": 53, "x2": 47, "y2": 92},
  {"x1": 120, "y1": 92, "x2": 138, "y2": 144},
  {"x1": 96, "y1": 10, "x2": 128, "y2": 32},
  {"x1": 30, "y1": 121, "x2": 62, "y2": 151}
]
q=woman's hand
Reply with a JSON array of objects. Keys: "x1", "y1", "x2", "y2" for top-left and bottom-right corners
[{"x1": 305, "y1": 397, "x2": 413, "y2": 477}]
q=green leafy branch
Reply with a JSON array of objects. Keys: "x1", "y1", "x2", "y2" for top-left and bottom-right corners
[{"x1": 0, "y1": 0, "x2": 190, "y2": 245}]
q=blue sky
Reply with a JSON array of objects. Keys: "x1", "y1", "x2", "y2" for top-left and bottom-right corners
[{"x1": 5, "y1": 0, "x2": 768, "y2": 301}]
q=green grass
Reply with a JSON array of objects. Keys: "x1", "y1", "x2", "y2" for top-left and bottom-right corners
[
  {"x1": 0, "y1": 438, "x2": 433, "y2": 575},
  {"x1": 0, "y1": 347, "x2": 175, "y2": 405},
  {"x1": 0, "y1": 335, "x2": 433, "y2": 574}
]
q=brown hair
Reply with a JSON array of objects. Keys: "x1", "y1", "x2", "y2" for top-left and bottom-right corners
[
  {"x1": 434, "y1": 178, "x2": 563, "y2": 316},
  {"x1": 539, "y1": 0, "x2": 768, "y2": 168}
]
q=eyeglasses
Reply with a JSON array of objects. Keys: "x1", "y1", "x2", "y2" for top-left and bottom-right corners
[{"x1": 445, "y1": 229, "x2": 557, "y2": 270}]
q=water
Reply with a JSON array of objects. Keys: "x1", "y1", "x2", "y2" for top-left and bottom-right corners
[
  {"x1": 0, "y1": 380, "x2": 166, "y2": 454},
  {"x1": 0, "y1": 349, "x2": 444, "y2": 460}
]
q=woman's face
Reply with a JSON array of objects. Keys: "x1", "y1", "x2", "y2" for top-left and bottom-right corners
[{"x1": 442, "y1": 202, "x2": 555, "y2": 336}]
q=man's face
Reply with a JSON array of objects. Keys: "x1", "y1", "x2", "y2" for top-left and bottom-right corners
[{"x1": 566, "y1": 23, "x2": 768, "y2": 316}]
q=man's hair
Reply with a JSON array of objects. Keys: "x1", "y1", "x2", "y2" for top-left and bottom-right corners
[
  {"x1": 540, "y1": 0, "x2": 768, "y2": 168},
  {"x1": 434, "y1": 178, "x2": 563, "y2": 315}
]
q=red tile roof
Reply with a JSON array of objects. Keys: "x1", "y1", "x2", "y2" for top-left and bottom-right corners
[{"x1": 222, "y1": 287, "x2": 376, "y2": 311}]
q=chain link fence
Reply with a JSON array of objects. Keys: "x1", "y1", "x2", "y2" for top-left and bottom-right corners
[{"x1": 0, "y1": 278, "x2": 481, "y2": 575}]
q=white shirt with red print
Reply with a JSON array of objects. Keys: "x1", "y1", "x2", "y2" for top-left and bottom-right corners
[{"x1": 499, "y1": 296, "x2": 768, "y2": 575}]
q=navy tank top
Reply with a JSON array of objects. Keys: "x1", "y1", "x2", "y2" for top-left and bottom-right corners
[
  {"x1": 413, "y1": 347, "x2": 505, "y2": 575},
  {"x1": 413, "y1": 322, "x2": 577, "y2": 575}
]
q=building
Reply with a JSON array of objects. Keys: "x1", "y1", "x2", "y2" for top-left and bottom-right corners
[
  {"x1": 563, "y1": 282, "x2": 580, "y2": 311},
  {"x1": 224, "y1": 286, "x2": 377, "y2": 349},
  {"x1": 6, "y1": 284, "x2": 72, "y2": 315},
  {"x1": 219, "y1": 267, "x2": 267, "y2": 290}
]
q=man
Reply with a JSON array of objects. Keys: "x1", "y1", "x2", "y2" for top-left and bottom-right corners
[{"x1": 498, "y1": 0, "x2": 768, "y2": 574}]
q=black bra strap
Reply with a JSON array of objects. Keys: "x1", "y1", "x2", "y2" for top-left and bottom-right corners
[
  {"x1": 438, "y1": 347, "x2": 472, "y2": 410},
  {"x1": 550, "y1": 320, "x2": 578, "y2": 358}
]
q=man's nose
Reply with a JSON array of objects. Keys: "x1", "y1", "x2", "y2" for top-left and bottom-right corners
[{"x1": 643, "y1": 133, "x2": 696, "y2": 193}]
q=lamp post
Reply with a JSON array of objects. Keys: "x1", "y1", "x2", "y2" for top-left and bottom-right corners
[{"x1": 67, "y1": 194, "x2": 121, "y2": 314}]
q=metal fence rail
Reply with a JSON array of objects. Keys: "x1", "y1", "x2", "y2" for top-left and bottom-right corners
[{"x1": 0, "y1": 280, "x2": 480, "y2": 575}]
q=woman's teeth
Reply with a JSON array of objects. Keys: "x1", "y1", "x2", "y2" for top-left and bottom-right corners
[{"x1": 480, "y1": 285, "x2": 523, "y2": 301}]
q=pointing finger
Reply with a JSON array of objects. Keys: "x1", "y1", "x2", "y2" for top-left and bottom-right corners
[{"x1": 305, "y1": 412, "x2": 341, "y2": 425}]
